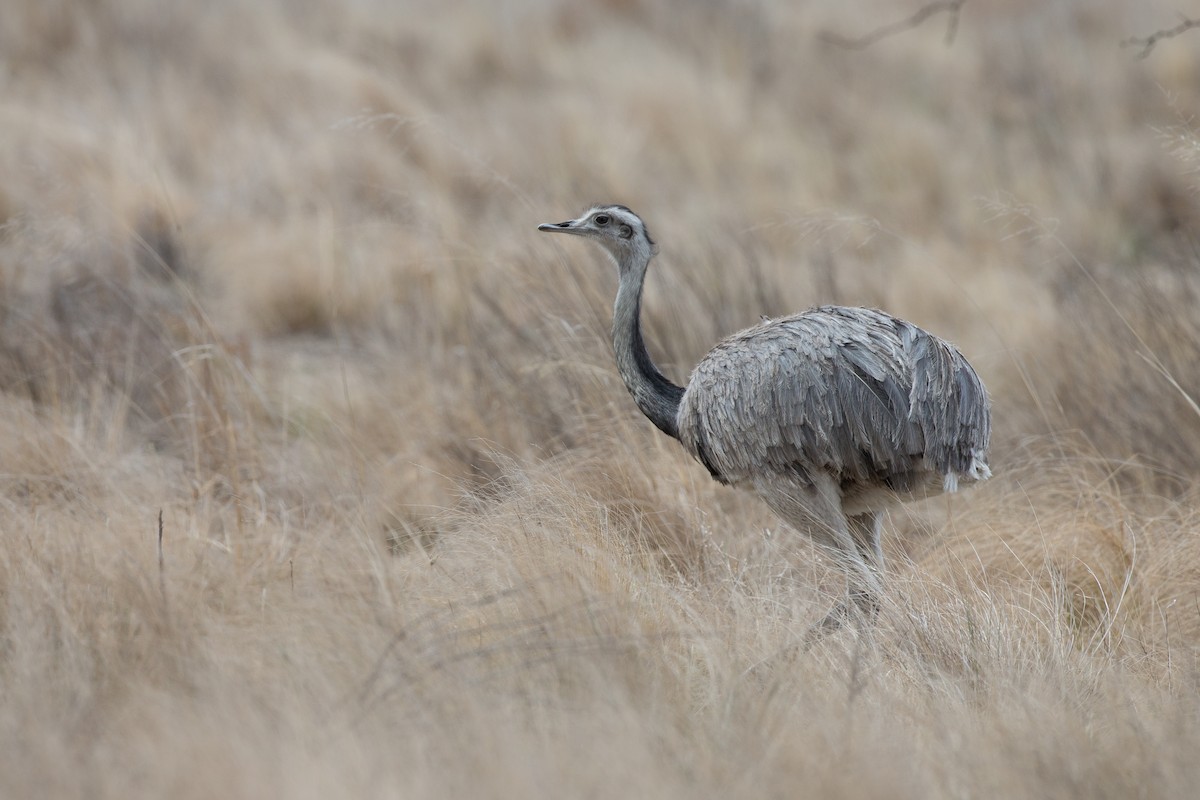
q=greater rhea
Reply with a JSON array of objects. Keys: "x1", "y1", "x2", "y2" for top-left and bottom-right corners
[{"x1": 538, "y1": 205, "x2": 991, "y2": 627}]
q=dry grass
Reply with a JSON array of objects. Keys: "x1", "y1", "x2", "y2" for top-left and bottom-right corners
[{"x1": 4, "y1": 0, "x2": 1200, "y2": 796}]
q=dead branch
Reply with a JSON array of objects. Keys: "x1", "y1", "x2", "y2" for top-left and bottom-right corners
[
  {"x1": 157, "y1": 508, "x2": 169, "y2": 618},
  {"x1": 819, "y1": 0, "x2": 967, "y2": 50},
  {"x1": 1121, "y1": 16, "x2": 1200, "y2": 60}
]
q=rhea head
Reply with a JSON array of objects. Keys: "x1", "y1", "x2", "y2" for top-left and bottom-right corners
[{"x1": 537, "y1": 205, "x2": 657, "y2": 273}]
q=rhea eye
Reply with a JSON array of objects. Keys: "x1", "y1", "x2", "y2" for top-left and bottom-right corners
[{"x1": 594, "y1": 214, "x2": 610, "y2": 226}]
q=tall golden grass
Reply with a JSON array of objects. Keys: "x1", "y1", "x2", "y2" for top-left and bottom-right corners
[{"x1": 3, "y1": 0, "x2": 1200, "y2": 795}]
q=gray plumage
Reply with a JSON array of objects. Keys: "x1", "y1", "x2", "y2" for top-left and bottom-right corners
[{"x1": 539, "y1": 205, "x2": 991, "y2": 627}]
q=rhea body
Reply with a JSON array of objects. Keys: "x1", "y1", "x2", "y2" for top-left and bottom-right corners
[{"x1": 538, "y1": 205, "x2": 991, "y2": 620}]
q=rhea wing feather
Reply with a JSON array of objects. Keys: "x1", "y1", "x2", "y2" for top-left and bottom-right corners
[{"x1": 676, "y1": 306, "x2": 990, "y2": 493}]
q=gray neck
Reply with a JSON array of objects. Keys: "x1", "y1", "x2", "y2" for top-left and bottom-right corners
[{"x1": 611, "y1": 249, "x2": 684, "y2": 440}]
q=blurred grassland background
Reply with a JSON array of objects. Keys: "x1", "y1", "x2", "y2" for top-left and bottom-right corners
[{"x1": 4, "y1": 0, "x2": 1200, "y2": 796}]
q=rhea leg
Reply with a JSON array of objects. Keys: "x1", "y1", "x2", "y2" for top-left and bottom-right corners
[
  {"x1": 848, "y1": 512, "x2": 884, "y2": 568},
  {"x1": 752, "y1": 472, "x2": 882, "y2": 631},
  {"x1": 847, "y1": 512, "x2": 884, "y2": 619}
]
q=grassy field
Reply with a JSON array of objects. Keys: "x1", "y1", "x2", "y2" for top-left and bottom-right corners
[{"x1": 4, "y1": 0, "x2": 1200, "y2": 796}]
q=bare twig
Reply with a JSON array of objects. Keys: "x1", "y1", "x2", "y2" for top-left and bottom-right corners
[
  {"x1": 1121, "y1": 16, "x2": 1200, "y2": 60},
  {"x1": 819, "y1": 0, "x2": 967, "y2": 50},
  {"x1": 157, "y1": 509, "x2": 169, "y2": 615}
]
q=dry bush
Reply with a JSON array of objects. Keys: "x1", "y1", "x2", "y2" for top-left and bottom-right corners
[{"x1": 1016, "y1": 261, "x2": 1200, "y2": 491}]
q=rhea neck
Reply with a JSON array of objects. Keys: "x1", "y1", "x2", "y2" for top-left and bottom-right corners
[{"x1": 609, "y1": 237, "x2": 685, "y2": 440}]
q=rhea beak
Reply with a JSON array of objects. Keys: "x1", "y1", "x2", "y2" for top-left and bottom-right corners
[{"x1": 537, "y1": 219, "x2": 585, "y2": 235}]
